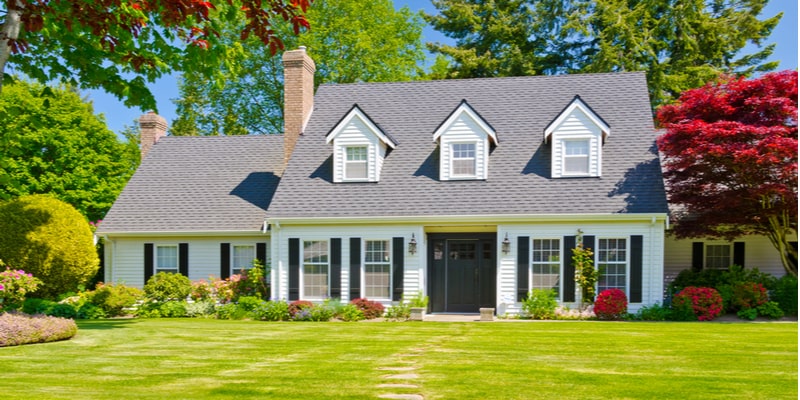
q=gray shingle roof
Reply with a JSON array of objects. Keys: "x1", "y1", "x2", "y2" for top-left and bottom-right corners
[
  {"x1": 267, "y1": 72, "x2": 668, "y2": 219},
  {"x1": 97, "y1": 135, "x2": 284, "y2": 233}
]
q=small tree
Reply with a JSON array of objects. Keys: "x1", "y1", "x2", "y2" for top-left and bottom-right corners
[{"x1": 573, "y1": 231, "x2": 598, "y2": 308}]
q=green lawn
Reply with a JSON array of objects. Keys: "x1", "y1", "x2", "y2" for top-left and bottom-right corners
[{"x1": 0, "y1": 319, "x2": 796, "y2": 399}]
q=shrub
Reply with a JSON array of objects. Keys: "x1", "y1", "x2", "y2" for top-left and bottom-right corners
[
  {"x1": 288, "y1": 300, "x2": 314, "y2": 318},
  {"x1": 633, "y1": 303, "x2": 671, "y2": 321},
  {"x1": 770, "y1": 275, "x2": 798, "y2": 315},
  {"x1": 737, "y1": 308, "x2": 758, "y2": 320},
  {"x1": 0, "y1": 312, "x2": 78, "y2": 347},
  {"x1": 86, "y1": 283, "x2": 143, "y2": 317},
  {"x1": 384, "y1": 303, "x2": 410, "y2": 321},
  {"x1": 349, "y1": 298, "x2": 385, "y2": 319},
  {"x1": 406, "y1": 292, "x2": 429, "y2": 308},
  {"x1": 144, "y1": 272, "x2": 192, "y2": 302},
  {"x1": 236, "y1": 296, "x2": 263, "y2": 313},
  {"x1": 77, "y1": 303, "x2": 106, "y2": 319},
  {"x1": 731, "y1": 282, "x2": 768, "y2": 312},
  {"x1": 0, "y1": 195, "x2": 99, "y2": 299},
  {"x1": 307, "y1": 303, "x2": 335, "y2": 322},
  {"x1": 672, "y1": 286, "x2": 723, "y2": 321},
  {"x1": 757, "y1": 301, "x2": 784, "y2": 320},
  {"x1": 554, "y1": 305, "x2": 595, "y2": 320},
  {"x1": 230, "y1": 260, "x2": 270, "y2": 301},
  {"x1": 521, "y1": 289, "x2": 557, "y2": 320},
  {"x1": 48, "y1": 303, "x2": 79, "y2": 319},
  {"x1": 135, "y1": 301, "x2": 162, "y2": 318},
  {"x1": 158, "y1": 301, "x2": 188, "y2": 318},
  {"x1": 594, "y1": 289, "x2": 628, "y2": 320},
  {"x1": 185, "y1": 301, "x2": 216, "y2": 318},
  {"x1": 190, "y1": 280, "x2": 214, "y2": 302},
  {"x1": 338, "y1": 304, "x2": 365, "y2": 322},
  {"x1": 22, "y1": 298, "x2": 57, "y2": 315},
  {"x1": 250, "y1": 301, "x2": 290, "y2": 321},
  {"x1": 573, "y1": 243, "x2": 597, "y2": 306},
  {"x1": 0, "y1": 267, "x2": 42, "y2": 311},
  {"x1": 215, "y1": 302, "x2": 246, "y2": 320}
]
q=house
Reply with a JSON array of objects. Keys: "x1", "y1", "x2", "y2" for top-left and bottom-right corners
[{"x1": 97, "y1": 48, "x2": 788, "y2": 315}]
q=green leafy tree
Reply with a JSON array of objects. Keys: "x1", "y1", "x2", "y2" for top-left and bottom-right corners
[
  {"x1": 572, "y1": 232, "x2": 598, "y2": 308},
  {"x1": 427, "y1": 0, "x2": 780, "y2": 106},
  {"x1": 172, "y1": 0, "x2": 425, "y2": 136},
  {"x1": 0, "y1": 0, "x2": 311, "y2": 110},
  {"x1": 0, "y1": 195, "x2": 99, "y2": 299},
  {"x1": 0, "y1": 80, "x2": 139, "y2": 221}
]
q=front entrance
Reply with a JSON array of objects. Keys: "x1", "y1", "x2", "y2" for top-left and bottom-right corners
[{"x1": 428, "y1": 233, "x2": 496, "y2": 313}]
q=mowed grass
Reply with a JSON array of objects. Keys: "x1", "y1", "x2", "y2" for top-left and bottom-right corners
[{"x1": 0, "y1": 319, "x2": 796, "y2": 399}]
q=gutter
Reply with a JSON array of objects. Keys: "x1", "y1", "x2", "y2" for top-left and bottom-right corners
[{"x1": 266, "y1": 212, "x2": 670, "y2": 226}]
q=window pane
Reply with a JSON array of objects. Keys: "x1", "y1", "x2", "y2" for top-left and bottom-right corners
[
  {"x1": 598, "y1": 238, "x2": 627, "y2": 293},
  {"x1": 346, "y1": 146, "x2": 367, "y2": 161},
  {"x1": 232, "y1": 245, "x2": 255, "y2": 275},
  {"x1": 531, "y1": 239, "x2": 560, "y2": 295},
  {"x1": 564, "y1": 140, "x2": 590, "y2": 174},
  {"x1": 706, "y1": 245, "x2": 731, "y2": 269},
  {"x1": 365, "y1": 240, "x2": 391, "y2": 299},
  {"x1": 303, "y1": 240, "x2": 329, "y2": 299},
  {"x1": 156, "y1": 246, "x2": 178, "y2": 273},
  {"x1": 345, "y1": 147, "x2": 368, "y2": 179},
  {"x1": 452, "y1": 143, "x2": 476, "y2": 176},
  {"x1": 565, "y1": 141, "x2": 589, "y2": 155}
]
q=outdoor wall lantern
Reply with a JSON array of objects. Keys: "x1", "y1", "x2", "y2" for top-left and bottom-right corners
[
  {"x1": 408, "y1": 233, "x2": 417, "y2": 255},
  {"x1": 502, "y1": 233, "x2": 511, "y2": 255}
]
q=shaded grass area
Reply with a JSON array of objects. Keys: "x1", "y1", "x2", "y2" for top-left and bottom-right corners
[{"x1": 0, "y1": 319, "x2": 796, "y2": 399}]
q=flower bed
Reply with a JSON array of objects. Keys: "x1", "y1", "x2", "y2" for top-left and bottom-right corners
[{"x1": 0, "y1": 312, "x2": 78, "y2": 347}]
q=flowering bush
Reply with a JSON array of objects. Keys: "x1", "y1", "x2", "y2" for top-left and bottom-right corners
[
  {"x1": 554, "y1": 305, "x2": 595, "y2": 320},
  {"x1": 731, "y1": 282, "x2": 768, "y2": 311},
  {"x1": 288, "y1": 300, "x2": 314, "y2": 318},
  {"x1": 594, "y1": 289, "x2": 628, "y2": 320},
  {"x1": 349, "y1": 298, "x2": 385, "y2": 319},
  {"x1": 0, "y1": 312, "x2": 78, "y2": 347},
  {"x1": 190, "y1": 280, "x2": 215, "y2": 301},
  {"x1": 672, "y1": 286, "x2": 723, "y2": 321},
  {"x1": 0, "y1": 267, "x2": 42, "y2": 311}
]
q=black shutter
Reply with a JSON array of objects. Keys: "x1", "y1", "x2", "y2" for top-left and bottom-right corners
[
  {"x1": 330, "y1": 238, "x2": 342, "y2": 299},
  {"x1": 144, "y1": 243, "x2": 154, "y2": 284},
  {"x1": 692, "y1": 242, "x2": 704, "y2": 271},
  {"x1": 179, "y1": 243, "x2": 189, "y2": 277},
  {"x1": 350, "y1": 238, "x2": 361, "y2": 300},
  {"x1": 583, "y1": 235, "x2": 595, "y2": 252},
  {"x1": 220, "y1": 243, "x2": 230, "y2": 279},
  {"x1": 563, "y1": 236, "x2": 576, "y2": 303},
  {"x1": 630, "y1": 235, "x2": 643, "y2": 303},
  {"x1": 256, "y1": 242, "x2": 267, "y2": 266},
  {"x1": 289, "y1": 238, "x2": 300, "y2": 300},
  {"x1": 733, "y1": 242, "x2": 745, "y2": 268},
  {"x1": 517, "y1": 236, "x2": 529, "y2": 302},
  {"x1": 392, "y1": 237, "x2": 404, "y2": 301}
]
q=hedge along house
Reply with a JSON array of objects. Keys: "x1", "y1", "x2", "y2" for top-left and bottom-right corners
[{"x1": 98, "y1": 48, "x2": 671, "y2": 314}]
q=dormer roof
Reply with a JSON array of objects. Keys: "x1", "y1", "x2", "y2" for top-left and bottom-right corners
[
  {"x1": 432, "y1": 99, "x2": 498, "y2": 145},
  {"x1": 326, "y1": 104, "x2": 397, "y2": 149},
  {"x1": 544, "y1": 95, "x2": 610, "y2": 143}
]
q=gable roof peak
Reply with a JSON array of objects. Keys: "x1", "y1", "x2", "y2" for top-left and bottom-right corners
[
  {"x1": 326, "y1": 104, "x2": 397, "y2": 148},
  {"x1": 544, "y1": 95, "x2": 611, "y2": 143},
  {"x1": 433, "y1": 99, "x2": 498, "y2": 145}
]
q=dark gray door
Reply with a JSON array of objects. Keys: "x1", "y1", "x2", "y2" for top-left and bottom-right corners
[
  {"x1": 428, "y1": 234, "x2": 496, "y2": 313},
  {"x1": 446, "y1": 240, "x2": 479, "y2": 312}
]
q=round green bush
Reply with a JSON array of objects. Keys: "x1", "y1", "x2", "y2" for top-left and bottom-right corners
[
  {"x1": 143, "y1": 272, "x2": 192, "y2": 302},
  {"x1": 87, "y1": 283, "x2": 143, "y2": 317},
  {"x1": 0, "y1": 195, "x2": 99, "y2": 299}
]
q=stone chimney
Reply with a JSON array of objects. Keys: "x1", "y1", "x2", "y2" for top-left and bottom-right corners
[
  {"x1": 282, "y1": 46, "x2": 316, "y2": 166},
  {"x1": 139, "y1": 111, "x2": 167, "y2": 161}
]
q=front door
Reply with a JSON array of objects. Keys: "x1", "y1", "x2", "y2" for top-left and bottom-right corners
[{"x1": 428, "y1": 234, "x2": 496, "y2": 313}]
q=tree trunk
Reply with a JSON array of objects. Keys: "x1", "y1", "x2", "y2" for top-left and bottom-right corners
[
  {"x1": 764, "y1": 209, "x2": 798, "y2": 277},
  {"x1": 0, "y1": 1, "x2": 24, "y2": 94}
]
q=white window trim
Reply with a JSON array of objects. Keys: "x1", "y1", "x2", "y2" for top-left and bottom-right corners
[
  {"x1": 705, "y1": 243, "x2": 732, "y2": 270},
  {"x1": 596, "y1": 237, "x2": 629, "y2": 294},
  {"x1": 363, "y1": 239, "x2": 393, "y2": 301},
  {"x1": 450, "y1": 141, "x2": 478, "y2": 179},
  {"x1": 231, "y1": 244, "x2": 257, "y2": 276},
  {"x1": 343, "y1": 145, "x2": 369, "y2": 182},
  {"x1": 561, "y1": 138, "x2": 592, "y2": 177},
  {"x1": 530, "y1": 238, "x2": 562, "y2": 302},
  {"x1": 301, "y1": 240, "x2": 330, "y2": 300},
  {"x1": 155, "y1": 244, "x2": 179, "y2": 274}
]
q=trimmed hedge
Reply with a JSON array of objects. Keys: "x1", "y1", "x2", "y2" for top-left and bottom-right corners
[{"x1": 0, "y1": 312, "x2": 78, "y2": 347}]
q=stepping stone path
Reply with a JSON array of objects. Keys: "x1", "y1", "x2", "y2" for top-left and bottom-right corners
[{"x1": 375, "y1": 345, "x2": 430, "y2": 399}]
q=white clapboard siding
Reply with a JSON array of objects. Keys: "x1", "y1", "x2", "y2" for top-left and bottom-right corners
[
  {"x1": 438, "y1": 115, "x2": 490, "y2": 180},
  {"x1": 664, "y1": 234, "x2": 796, "y2": 278},
  {"x1": 550, "y1": 109, "x2": 603, "y2": 178}
]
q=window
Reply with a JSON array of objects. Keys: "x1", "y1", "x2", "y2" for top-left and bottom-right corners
[
  {"x1": 364, "y1": 240, "x2": 391, "y2": 299},
  {"x1": 597, "y1": 238, "x2": 627, "y2": 293},
  {"x1": 345, "y1": 146, "x2": 368, "y2": 180},
  {"x1": 303, "y1": 240, "x2": 329, "y2": 299},
  {"x1": 706, "y1": 244, "x2": 731, "y2": 269},
  {"x1": 563, "y1": 140, "x2": 590, "y2": 175},
  {"x1": 531, "y1": 239, "x2": 560, "y2": 296},
  {"x1": 232, "y1": 245, "x2": 256, "y2": 275},
  {"x1": 156, "y1": 245, "x2": 178, "y2": 274},
  {"x1": 451, "y1": 143, "x2": 476, "y2": 176}
]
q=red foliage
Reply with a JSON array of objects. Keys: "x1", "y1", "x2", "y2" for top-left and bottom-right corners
[
  {"x1": 731, "y1": 282, "x2": 769, "y2": 311},
  {"x1": 288, "y1": 300, "x2": 313, "y2": 317},
  {"x1": 656, "y1": 71, "x2": 798, "y2": 275},
  {"x1": 673, "y1": 286, "x2": 724, "y2": 321},
  {"x1": 593, "y1": 289, "x2": 628, "y2": 320},
  {"x1": 349, "y1": 298, "x2": 385, "y2": 320}
]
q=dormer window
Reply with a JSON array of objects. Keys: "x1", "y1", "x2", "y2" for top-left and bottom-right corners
[
  {"x1": 544, "y1": 95, "x2": 610, "y2": 179},
  {"x1": 327, "y1": 105, "x2": 397, "y2": 183},
  {"x1": 433, "y1": 100, "x2": 497, "y2": 181},
  {"x1": 344, "y1": 146, "x2": 368, "y2": 180}
]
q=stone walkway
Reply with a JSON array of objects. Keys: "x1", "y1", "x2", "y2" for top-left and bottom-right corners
[{"x1": 375, "y1": 343, "x2": 432, "y2": 399}]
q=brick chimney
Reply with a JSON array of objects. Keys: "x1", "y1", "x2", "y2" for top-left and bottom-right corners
[
  {"x1": 282, "y1": 46, "x2": 316, "y2": 166},
  {"x1": 139, "y1": 111, "x2": 167, "y2": 161}
]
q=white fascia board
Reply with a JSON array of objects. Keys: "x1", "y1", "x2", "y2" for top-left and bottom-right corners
[
  {"x1": 433, "y1": 101, "x2": 498, "y2": 145},
  {"x1": 544, "y1": 98, "x2": 611, "y2": 142},
  {"x1": 268, "y1": 213, "x2": 669, "y2": 226},
  {"x1": 98, "y1": 230, "x2": 269, "y2": 238},
  {"x1": 326, "y1": 106, "x2": 396, "y2": 149}
]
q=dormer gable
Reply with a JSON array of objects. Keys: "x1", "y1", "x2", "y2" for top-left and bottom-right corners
[
  {"x1": 326, "y1": 105, "x2": 397, "y2": 183},
  {"x1": 433, "y1": 100, "x2": 497, "y2": 181},
  {"x1": 544, "y1": 96, "x2": 610, "y2": 178}
]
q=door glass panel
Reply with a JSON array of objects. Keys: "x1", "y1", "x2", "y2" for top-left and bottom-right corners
[{"x1": 449, "y1": 242, "x2": 475, "y2": 260}]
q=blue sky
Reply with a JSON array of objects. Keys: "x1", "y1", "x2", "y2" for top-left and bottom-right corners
[{"x1": 87, "y1": 0, "x2": 798, "y2": 135}]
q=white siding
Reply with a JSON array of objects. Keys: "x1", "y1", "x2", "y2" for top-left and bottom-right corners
[
  {"x1": 550, "y1": 109, "x2": 603, "y2": 178},
  {"x1": 438, "y1": 114, "x2": 490, "y2": 180},
  {"x1": 330, "y1": 117, "x2": 390, "y2": 183},
  {"x1": 104, "y1": 235, "x2": 270, "y2": 287},
  {"x1": 664, "y1": 234, "x2": 796, "y2": 279}
]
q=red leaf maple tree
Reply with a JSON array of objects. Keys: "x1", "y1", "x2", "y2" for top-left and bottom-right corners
[
  {"x1": 657, "y1": 71, "x2": 798, "y2": 276},
  {"x1": 0, "y1": 0, "x2": 311, "y2": 109}
]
